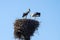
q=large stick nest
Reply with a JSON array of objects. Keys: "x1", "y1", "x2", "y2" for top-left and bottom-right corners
[{"x1": 14, "y1": 19, "x2": 39, "y2": 39}]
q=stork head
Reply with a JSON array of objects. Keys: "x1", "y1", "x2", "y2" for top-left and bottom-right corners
[{"x1": 27, "y1": 8, "x2": 30, "y2": 12}]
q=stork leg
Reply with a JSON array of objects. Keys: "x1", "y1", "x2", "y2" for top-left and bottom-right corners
[
  {"x1": 26, "y1": 16, "x2": 27, "y2": 19},
  {"x1": 34, "y1": 17, "x2": 36, "y2": 19}
]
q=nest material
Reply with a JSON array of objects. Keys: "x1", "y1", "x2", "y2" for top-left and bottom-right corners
[{"x1": 14, "y1": 19, "x2": 39, "y2": 39}]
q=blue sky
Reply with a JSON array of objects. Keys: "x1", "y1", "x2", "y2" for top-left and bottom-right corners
[{"x1": 0, "y1": 0, "x2": 60, "y2": 40}]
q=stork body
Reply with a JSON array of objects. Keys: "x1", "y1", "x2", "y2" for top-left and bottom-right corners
[
  {"x1": 32, "y1": 12, "x2": 40, "y2": 17},
  {"x1": 22, "y1": 9, "x2": 30, "y2": 18},
  {"x1": 31, "y1": 12, "x2": 41, "y2": 19}
]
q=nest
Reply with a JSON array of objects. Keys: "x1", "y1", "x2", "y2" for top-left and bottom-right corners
[{"x1": 14, "y1": 19, "x2": 39, "y2": 40}]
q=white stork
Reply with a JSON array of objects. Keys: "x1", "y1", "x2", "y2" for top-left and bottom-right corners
[
  {"x1": 31, "y1": 12, "x2": 41, "y2": 19},
  {"x1": 22, "y1": 9, "x2": 30, "y2": 19}
]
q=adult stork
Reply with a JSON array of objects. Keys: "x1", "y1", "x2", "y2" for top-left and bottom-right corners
[
  {"x1": 31, "y1": 12, "x2": 41, "y2": 19},
  {"x1": 22, "y1": 9, "x2": 30, "y2": 19}
]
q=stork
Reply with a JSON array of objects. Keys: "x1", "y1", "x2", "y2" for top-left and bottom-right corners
[
  {"x1": 22, "y1": 9, "x2": 30, "y2": 19},
  {"x1": 31, "y1": 12, "x2": 41, "y2": 19}
]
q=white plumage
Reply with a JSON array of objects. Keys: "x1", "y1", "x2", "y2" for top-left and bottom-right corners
[
  {"x1": 30, "y1": 12, "x2": 41, "y2": 19},
  {"x1": 31, "y1": 12, "x2": 40, "y2": 17}
]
